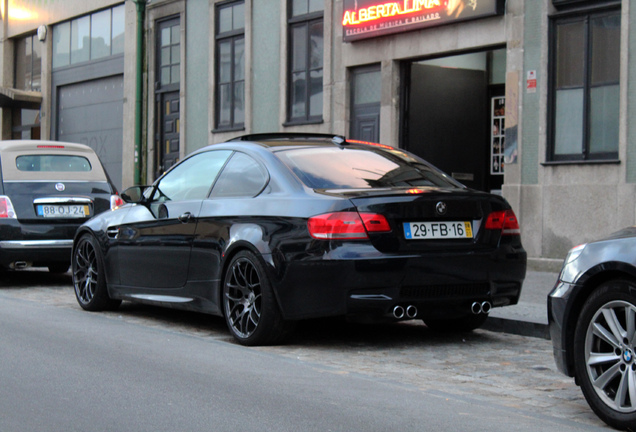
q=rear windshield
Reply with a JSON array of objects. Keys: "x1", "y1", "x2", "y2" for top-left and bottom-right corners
[
  {"x1": 277, "y1": 146, "x2": 460, "y2": 189},
  {"x1": 16, "y1": 155, "x2": 92, "y2": 172}
]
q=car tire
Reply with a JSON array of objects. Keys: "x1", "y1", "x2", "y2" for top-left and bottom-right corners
[
  {"x1": 72, "y1": 234, "x2": 121, "y2": 311},
  {"x1": 574, "y1": 279, "x2": 636, "y2": 431},
  {"x1": 47, "y1": 263, "x2": 69, "y2": 274},
  {"x1": 424, "y1": 313, "x2": 488, "y2": 333},
  {"x1": 222, "y1": 250, "x2": 292, "y2": 346}
]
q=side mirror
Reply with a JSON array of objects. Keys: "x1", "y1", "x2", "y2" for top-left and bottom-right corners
[{"x1": 120, "y1": 186, "x2": 148, "y2": 204}]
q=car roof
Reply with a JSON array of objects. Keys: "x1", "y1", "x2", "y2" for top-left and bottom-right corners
[{"x1": 0, "y1": 140, "x2": 109, "y2": 182}]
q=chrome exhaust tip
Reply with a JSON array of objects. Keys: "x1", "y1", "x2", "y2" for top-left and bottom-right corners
[
  {"x1": 11, "y1": 261, "x2": 30, "y2": 270},
  {"x1": 471, "y1": 302, "x2": 482, "y2": 315},
  {"x1": 481, "y1": 301, "x2": 492, "y2": 314},
  {"x1": 393, "y1": 305, "x2": 405, "y2": 319},
  {"x1": 406, "y1": 305, "x2": 418, "y2": 318}
]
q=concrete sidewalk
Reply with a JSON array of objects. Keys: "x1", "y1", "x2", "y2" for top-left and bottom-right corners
[{"x1": 483, "y1": 270, "x2": 560, "y2": 339}]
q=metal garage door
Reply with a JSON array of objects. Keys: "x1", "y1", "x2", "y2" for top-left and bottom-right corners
[{"x1": 57, "y1": 75, "x2": 124, "y2": 189}]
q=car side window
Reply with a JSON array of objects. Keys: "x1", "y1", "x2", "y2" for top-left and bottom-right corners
[
  {"x1": 155, "y1": 150, "x2": 232, "y2": 202},
  {"x1": 210, "y1": 152, "x2": 268, "y2": 198}
]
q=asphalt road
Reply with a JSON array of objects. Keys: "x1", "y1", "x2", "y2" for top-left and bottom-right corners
[{"x1": 0, "y1": 270, "x2": 611, "y2": 431}]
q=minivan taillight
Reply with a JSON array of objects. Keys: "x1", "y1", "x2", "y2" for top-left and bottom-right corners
[
  {"x1": 485, "y1": 209, "x2": 520, "y2": 235},
  {"x1": 0, "y1": 196, "x2": 17, "y2": 218},
  {"x1": 110, "y1": 194, "x2": 124, "y2": 210},
  {"x1": 308, "y1": 212, "x2": 391, "y2": 240}
]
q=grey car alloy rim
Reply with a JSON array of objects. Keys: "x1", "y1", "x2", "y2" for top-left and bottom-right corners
[
  {"x1": 585, "y1": 300, "x2": 636, "y2": 413},
  {"x1": 225, "y1": 257, "x2": 262, "y2": 338},
  {"x1": 74, "y1": 239, "x2": 98, "y2": 304}
]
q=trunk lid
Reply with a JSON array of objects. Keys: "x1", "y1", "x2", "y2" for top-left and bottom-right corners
[
  {"x1": 3, "y1": 181, "x2": 114, "y2": 222},
  {"x1": 319, "y1": 187, "x2": 511, "y2": 253}
]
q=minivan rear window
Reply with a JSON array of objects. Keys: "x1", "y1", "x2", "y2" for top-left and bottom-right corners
[{"x1": 16, "y1": 155, "x2": 92, "y2": 172}]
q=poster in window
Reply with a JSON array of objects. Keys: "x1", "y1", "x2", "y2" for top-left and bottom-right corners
[
  {"x1": 490, "y1": 97, "x2": 505, "y2": 175},
  {"x1": 504, "y1": 71, "x2": 519, "y2": 164}
]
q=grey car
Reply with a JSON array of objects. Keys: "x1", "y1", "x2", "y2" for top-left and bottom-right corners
[{"x1": 549, "y1": 227, "x2": 636, "y2": 430}]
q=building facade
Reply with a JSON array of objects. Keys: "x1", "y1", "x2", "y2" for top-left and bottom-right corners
[{"x1": 0, "y1": 0, "x2": 630, "y2": 267}]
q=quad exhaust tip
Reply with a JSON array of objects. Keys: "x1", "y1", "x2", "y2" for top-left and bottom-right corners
[{"x1": 471, "y1": 301, "x2": 492, "y2": 315}]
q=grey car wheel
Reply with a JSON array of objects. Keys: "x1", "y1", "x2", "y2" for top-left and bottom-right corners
[
  {"x1": 574, "y1": 280, "x2": 636, "y2": 430},
  {"x1": 73, "y1": 234, "x2": 121, "y2": 311}
]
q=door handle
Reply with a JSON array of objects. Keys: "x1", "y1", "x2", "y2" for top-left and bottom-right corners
[{"x1": 178, "y1": 212, "x2": 193, "y2": 223}]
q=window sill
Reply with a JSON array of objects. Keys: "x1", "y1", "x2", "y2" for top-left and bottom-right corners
[
  {"x1": 283, "y1": 118, "x2": 324, "y2": 127},
  {"x1": 212, "y1": 126, "x2": 246, "y2": 134},
  {"x1": 541, "y1": 159, "x2": 620, "y2": 166}
]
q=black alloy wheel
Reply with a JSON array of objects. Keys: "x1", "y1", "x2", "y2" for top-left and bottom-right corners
[
  {"x1": 574, "y1": 280, "x2": 636, "y2": 431},
  {"x1": 222, "y1": 250, "x2": 291, "y2": 346},
  {"x1": 72, "y1": 234, "x2": 121, "y2": 311},
  {"x1": 424, "y1": 312, "x2": 488, "y2": 333}
]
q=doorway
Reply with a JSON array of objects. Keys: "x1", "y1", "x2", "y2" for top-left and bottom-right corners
[
  {"x1": 402, "y1": 49, "x2": 506, "y2": 192},
  {"x1": 350, "y1": 64, "x2": 381, "y2": 142}
]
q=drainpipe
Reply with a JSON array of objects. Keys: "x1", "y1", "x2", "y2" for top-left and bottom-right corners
[{"x1": 133, "y1": 0, "x2": 146, "y2": 185}]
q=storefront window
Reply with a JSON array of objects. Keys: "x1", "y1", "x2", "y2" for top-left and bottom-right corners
[
  {"x1": 287, "y1": 0, "x2": 323, "y2": 124},
  {"x1": 52, "y1": 5, "x2": 125, "y2": 69},
  {"x1": 14, "y1": 34, "x2": 42, "y2": 92},
  {"x1": 215, "y1": 1, "x2": 245, "y2": 130},
  {"x1": 112, "y1": 6, "x2": 125, "y2": 55},
  {"x1": 549, "y1": 9, "x2": 620, "y2": 161},
  {"x1": 12, "y1": 109, "x2": 41, "y2": 140},
  {"x1": 91, "y1": 9, "x2": 111, "y2": 60},
  {"x1": 71, "y1": 15, "x2": 90, "y2": 64}
]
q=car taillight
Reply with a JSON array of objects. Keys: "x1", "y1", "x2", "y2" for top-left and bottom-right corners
[
  {"x1": 359, "y1": 213, "x2": 391, "y2": 233},
  {"x1": 308, "y1": 212, "x2": 391, "y2": 240},
  {"x1": 0, "y1": 196, "x2": 17, "y2": 218},
  {"x1": 110, "y1": 194, "x2": 124, "y2": 210},
  {"x1": 485, "y1": 209, "x2": 520, "y2": 235}
]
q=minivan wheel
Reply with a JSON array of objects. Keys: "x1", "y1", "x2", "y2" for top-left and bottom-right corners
[
  {"x1": 574, "y1": 280, "x2": 636, "y2": 431},
  {"x1": 72, "y1": 234, "x2": 121, "y2": 311},
  {"x1": 222, "y1": 250, "x2": 292, "y2": 346}
]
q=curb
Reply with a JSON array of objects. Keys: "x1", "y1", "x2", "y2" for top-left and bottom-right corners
[
  {"x1": 527, "y1": 257, "x2": 563, "y2": 273},
  {"x1": 482, "y1": 316, "x2": 550, "y2": 340}
]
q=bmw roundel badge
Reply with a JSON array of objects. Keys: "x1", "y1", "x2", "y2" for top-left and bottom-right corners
[{"x1": 436, "y1": 201, "x2": 447, "y2": 216}]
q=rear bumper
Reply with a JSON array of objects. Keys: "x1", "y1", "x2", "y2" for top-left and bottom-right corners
[
  {"x1": 0, "y1": 220, "x2": 76, "y2": 268},
  {"x1": 271, "y1": 245, "x2": 527, "y2": 321},
  {"x1": 0, "y1": 240, "x2": 73, "y2": 267},
  {"x1": 0, "y1": 239, "x2": 73, "y2": 249}
]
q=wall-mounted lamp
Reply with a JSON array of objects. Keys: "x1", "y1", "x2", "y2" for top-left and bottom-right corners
[{"x1": 37, "y1": 25, "x2": 47, "y2": 41}]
